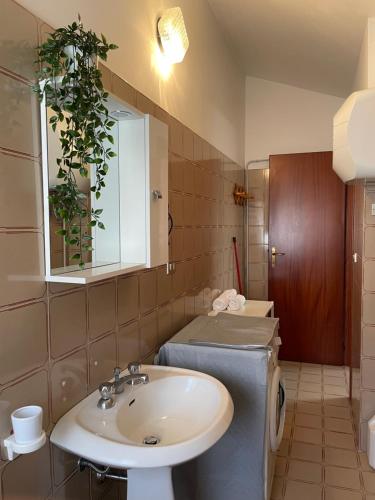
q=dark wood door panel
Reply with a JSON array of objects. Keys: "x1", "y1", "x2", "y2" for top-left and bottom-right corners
[{"x1": 269, "y1": 152, "x2": 345, "y2": 365}]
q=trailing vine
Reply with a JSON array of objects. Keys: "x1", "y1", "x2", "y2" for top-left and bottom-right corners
[{"x1": 34, "y1": 17, "x2": 117, "y2": 268}]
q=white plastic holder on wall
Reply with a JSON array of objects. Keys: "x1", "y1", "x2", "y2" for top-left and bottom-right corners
[
  {"x1": 1, "y1": 405, "x2": 46, "y2": 461},
  {"x1": 2, "y1": 432, "x2": 46, "y2": 461}
]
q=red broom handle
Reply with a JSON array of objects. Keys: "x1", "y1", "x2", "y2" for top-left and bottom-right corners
[{"x1": 232, "y1": 237, "x2": 243, "y2": 295}]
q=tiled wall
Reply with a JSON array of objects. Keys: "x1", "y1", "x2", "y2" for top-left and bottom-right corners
[
  {"x1": 0, "y1": 1, "x2": 244, "y2": 498},
  {"x1": 246, "y1": 167, "x2": 269, "y2": 299},
  {"x1": 358, "y1": 183, "x2": 375, "y2": 451}
]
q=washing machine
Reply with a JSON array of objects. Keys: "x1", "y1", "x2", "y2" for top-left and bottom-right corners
[{"x1": 158, "y1": 313, "x2": 285, "y2": 500}]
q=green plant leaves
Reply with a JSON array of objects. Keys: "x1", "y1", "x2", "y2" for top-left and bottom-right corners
[{"x1": 35, "y1": 16, "x2": 118, "y2": 270}]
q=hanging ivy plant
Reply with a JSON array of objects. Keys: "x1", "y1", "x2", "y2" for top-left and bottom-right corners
[{"x1": 34, "y1": 16, "x2": 118, "y2": 269}]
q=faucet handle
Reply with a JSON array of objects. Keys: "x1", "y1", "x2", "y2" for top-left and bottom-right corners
[
  {"x1": 97, "y1": 382, "x2": 115, "y2": 409},
  {"x1": 113, "y1": 366, "x2": 122, "y2": 382},
  {"x1": 99, "y1": 382, "x2": 113, "y2": 399},
  {"x1": 128, "y1": 361, "x2": 141, "y2": 374}
]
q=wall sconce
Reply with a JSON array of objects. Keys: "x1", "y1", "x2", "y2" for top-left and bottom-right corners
[{"x1": 157, "y1": 7, "x2": 189, "y2": 64}]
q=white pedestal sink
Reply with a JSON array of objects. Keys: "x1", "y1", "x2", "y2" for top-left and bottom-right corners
[{"x1": 51, "y1": 365, "x2": 234, "y2": 500}]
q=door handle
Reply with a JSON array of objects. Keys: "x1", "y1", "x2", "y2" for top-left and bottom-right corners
[{"x1": 271, "y1": 246, "x2": 285, "y2": 268}]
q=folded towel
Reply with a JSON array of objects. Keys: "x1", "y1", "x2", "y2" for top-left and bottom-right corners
[
  {"x1": 212, "y1": 289, "x2": 237, "y2": 311},
  {"x1": 228, "y1": 294, "x2": 246, "y2": 311}
]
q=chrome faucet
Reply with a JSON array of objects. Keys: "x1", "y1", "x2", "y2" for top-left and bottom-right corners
[{"x1": 97, "y1": 362, "x2": 149, "y2": 410}]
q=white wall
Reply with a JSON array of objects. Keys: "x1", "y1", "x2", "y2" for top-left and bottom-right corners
[
  {"x1": 18, "y1": 0, "x2": 245, "y2": 165},
  {"x1": 352, "y1": 18, "x2": 375, "y2": 92},
  {"x1": 245, "y1": 77, "x2": 344, "y2": 164}
]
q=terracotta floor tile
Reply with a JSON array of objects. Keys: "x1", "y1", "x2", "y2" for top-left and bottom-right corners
[
  {"x1": 287, "y1": 459, "x2": 322, "y2": 484},
  {"x1": 284, "y1": 480, "x2": 322, "y2": 500},
  {"x1": 294, "y1": 426, "x2": 323, "y2": 445},
  {"x1": 324, "y1": 447, "x2": 359, "y2": 469},
  {"x1": 290, "y1": 442, "x2": 323, "y2": 463},
  {"x1": 271, "y1": 477, "x2": 284, "y2": 500},
  {"x1": 324, "y1": 466, "x2": 361, "y2": 490},
  {"x1": 296, "y1": 402, "x2": 323, "y2": 416},
  {"x1": 324, "y1": 417, "x2": 354, "y2": 434},
  {"x1": 323, "y1": 405, "x2": 352, "y2": 420},
  {"x1": 295, "y1": 413, "x2": 322, "y2": 429},
  {"x1": 324, "y1": 431, "x2": 356, "y2": 450},
  {"x1": 363, "y1": 471, "x2": 375, "y2": 494},
  {"x1": 324, "y1": 486, "x2": 362, "y2": 500}
]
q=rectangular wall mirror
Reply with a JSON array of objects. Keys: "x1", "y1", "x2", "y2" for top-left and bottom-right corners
[{"x1": 41, "y1": 89, "x2": 169, "y2": 284}]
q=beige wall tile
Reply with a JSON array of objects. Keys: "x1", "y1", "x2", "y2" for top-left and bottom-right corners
[
  {"x1": 169, "y1": 117, "x2": 183, "y2": 156},
  {"x1": 170, "y1": 227, "x2": 184, "y2": 261},
  {"x1": 0, "y1": 153, "x2": 42, "y2": 228},
  {"x1": 139, "y1": 270, "x2": 157, "y2": 314},
  {"x1": 182, "y1": 161, "x2": 195, "y2": 196},
  {"x1": 247, "y1": 169, "x2": 265, "y2": 189},
  {"x1": 51, "y1": 349, "x2": 88, "y2": 422},
  {"x1": 183, "y1": 194, "x2": 195, "y2": 226},
  {"x1": 50, "y1": 290, "x2": 87, "y2": 359},
  {"x1": 1, "y1": 443, "x2": 51, "y2": 499},
  {"x1": 169, "y1": 154, "x2": 184, "y2": 192},
  {"x1": 248, "y1": 226, "x2": 265, "y2": 245},
  {"x1": 118, "y1": 275, "x2": 139, "y2": 325},
  {"x1": 365, "y1": 189, "x2": 375, "y2": 226},
  {"x1": 172, "y1": 261, "x2": 186, "y2": 297},
  {"x1": 172, "y1": 296, "x2": 186, "y2": 332},
  {"x1": 88, "y1": 281, "x2": 116, "y2": 339},
  {"x1": 97, "y1": 62, "x2": 112, "y2": 92},
  {"x1": 136, "y1": 92, "x2": 155, "y2": 115},
  {"x1": 118, "y1": 320, "x2": 140, "y2": 367},
  {"x1": 364, "y1": 260, "x2": 375, "y2": 291},
  {"x1": 0, "y1": 232, "x2": 45, "y2": 307},
  {"x1": 0, "y1": 0, "x2": 38, "y2": 81},
  {"x1": 361, "y1": 390, "x2": 375, "y2": 421},
  {"x1": 53, "y1": 470, "x2": 90, "y2": 500},
  {"x1": 363, "y1": 327, "x2": 375, "y2": 357},
  {"x1": 248, "y1": 206, "x2": 264, "y2": 226},
  {"x1": 0, "y1": 302, "x2": 47, "y2": 384},
  {"x1": 0, "y1": 370, "x2": 49, "y2": 440},
  {"x1": 365, "y1": 227, "x2": 375, "y2": 258},
  {"x1": 249, "y1": 244, "x2": 267, "y2": 263},
  {"x1": 52, "y1": 445, "x2": 77, "y2": 488},
  {"x1": 89, "y1": 333, "x2": 116, "y2": 390},
  {"x1": 158, "y1": 304, "x2": 173, "y2": 345},
  {"x1": 0, "y1": 73, "x2": 40, "y2": 156},
  {"x1": 157, "y1": 266, "x2": 173, "y2": 306},
  {"x1": 363, "y1": 293, "x2": 375, "y2": 325},
  {"x1": 182, "y1": 127, "x2": 194, "y2": 161},
  {"x1": 111, "y1": 74, "x2": 136, "y2": 106},
  {"x1": 139, "y1": 311, "x2": 157, "y2": 357},
  {"x1": 362, "y1": 358, "x2": 375, "y2": 390},
  {"x1": 169, "y1": 191, "x2": 184, "y2": 226}
]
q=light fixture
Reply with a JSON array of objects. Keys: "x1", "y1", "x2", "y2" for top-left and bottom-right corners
[{"x1": 157, "y1": 7, "x2": 189, "y2": 64}]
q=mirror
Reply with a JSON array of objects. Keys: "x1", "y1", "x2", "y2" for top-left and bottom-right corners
[{"x1": 45, "y1": 97, "x2": 124, "y2": 275}]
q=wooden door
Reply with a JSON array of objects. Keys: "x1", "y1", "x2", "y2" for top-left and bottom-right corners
[{"x1": 268, "y1": 152, "x2": 345, "y2": 365}]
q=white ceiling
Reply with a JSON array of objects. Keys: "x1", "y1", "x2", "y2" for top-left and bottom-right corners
[{"x1": 207, "y1": 0, "x2": 375, "y2": 97}]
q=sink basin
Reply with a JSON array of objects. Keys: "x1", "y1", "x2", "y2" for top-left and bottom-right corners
[{"x1": 51, "y1": 365, "x2": 233, "y2": 500}]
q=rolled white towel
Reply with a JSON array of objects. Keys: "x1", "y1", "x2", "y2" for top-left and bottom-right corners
[
  {"x1": 227, "y1": 294, "x2": 246, "y2": 311},
  {"x1": 212, "y1": 289, "x2": 237, "y2": 311}
]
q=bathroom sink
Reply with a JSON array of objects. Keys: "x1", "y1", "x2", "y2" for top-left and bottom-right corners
[{"x1": 51, "y1": 365, "x2": 233, "y2": 499}]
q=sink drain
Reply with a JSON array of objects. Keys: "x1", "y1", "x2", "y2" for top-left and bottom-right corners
[{"x1": 143, "y1": 435, "x2": 160, "y2": 445}]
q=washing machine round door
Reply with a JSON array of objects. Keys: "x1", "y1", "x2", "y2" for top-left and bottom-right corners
[{"x1": 270, "y1": 366, "x2": 286, "y2": 452}]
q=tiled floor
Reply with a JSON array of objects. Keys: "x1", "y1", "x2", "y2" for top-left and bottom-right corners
[{"x1": 272, "y1": 361, "x2": 375, "y2": 500}]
